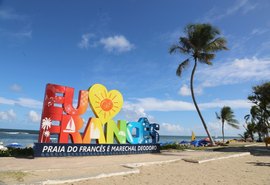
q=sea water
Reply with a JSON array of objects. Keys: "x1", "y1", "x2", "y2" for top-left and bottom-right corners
[{"x1": 0, "y1": 129, "x2": 239, "y2": 147}]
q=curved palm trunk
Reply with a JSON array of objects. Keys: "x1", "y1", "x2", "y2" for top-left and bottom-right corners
[
  {"x1": 222, "y1": 121, "x2": 224, "y2": 143},
  {"x1": 190, "y1": 59, "x2": 215, "y2": 146}
]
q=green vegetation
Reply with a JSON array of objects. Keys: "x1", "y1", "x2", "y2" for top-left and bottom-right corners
[
  {"x1": 160, "y1": 143, "x2": 212, "y2": 151},
  {"x1": 0, "y1": 147, "x2": 34, "y2": 158},
  {"x1": 216, "y1": 106, "x2": 239, "y2": 143},
  {"x1": 243, "y1": 82, "x2": 270, "y2": 142},
  {"x1": 169, "y1": 23, "x2": 228, "y2": 145},
  {"x1": 160, "y1": 143, "x2": 190, "y2": 150}
]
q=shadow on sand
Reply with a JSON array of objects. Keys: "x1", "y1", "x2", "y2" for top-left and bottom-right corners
[
  {"x1": 246, "y1": 161, "x2": 270, "y2": 167},
  {"x1": 213, "y1": 145, "x2": 270, "y2": 157}
]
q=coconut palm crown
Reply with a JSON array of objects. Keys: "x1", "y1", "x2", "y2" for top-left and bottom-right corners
[
  {"x1": 216, "y1": 106, "x2": 239, "y2": 143},
  {"x1": 169, "y1": 23, "x2": 228, "y2": 145}
]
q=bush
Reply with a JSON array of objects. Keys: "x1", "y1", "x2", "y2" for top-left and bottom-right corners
[
  {"x1": 0, "y1": 147, "x2": 34, "y2": 158},
  {"x1": 160, "y1": 143, "x2": 190, "y2": 150}
]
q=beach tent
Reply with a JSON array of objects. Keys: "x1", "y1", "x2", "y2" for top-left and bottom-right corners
[{"x1": 190, "y1": 139, "x2": 209, "y2": 147}]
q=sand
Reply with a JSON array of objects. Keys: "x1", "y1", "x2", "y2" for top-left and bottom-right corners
[
  {"x1": 0, "y1": 144, "x2": 269, "y2": 185},
  {"x1": 79, "y1": 155, "x2": 269, "y2": 185}
]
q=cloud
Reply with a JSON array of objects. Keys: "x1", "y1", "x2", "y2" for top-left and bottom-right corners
[
  {"x1": 0, "y1": 8, "x2": 32, "y2": 41},
  {"x1": 251, "y1": 28, "x2": 269, "y2": 35},
  {"x1": 121, "y1": 101, "x2": 154, "y2": 121},
  {"x1": 28, "y1": 110, "x2": 40, "y2": 123},
  {"x1": 160, "y1": 123, "x2": 184, "y2": 135},
  {"x1": 78, "y1": 34, "x2": 134, "y2": 53},
  {"x1": 226, "y1": 0, "x2": 257, "y2": 15},
  {"x1": 0, "y1": 9, "x2": 25, "y2": 20},
  {"x1": 208, "y1": 120, "x2": 245, "y2": 136},
  {"x1": 100, "y1": 35, "x2": 135, "y2": 53},
  {"x1": 197, "y1": 57, "x2": 270, "y2": 88},
  {"x1": 179, "y1": 84, "x2": 190, "y2": 96},
  {"x1": 78, "y1": 33, "x2": 96, "y2": 49},
  {"x1": 132, "y1": 98, "x2": 195, "y2": 111},
  {"x1": 0, "y1": 97, "x2": 42, "y2": 109},
  {"x1": 127, "y1": 97, "x2": 250, "y2": 112},
  {"x1": 0, "y1": 109, "x2": 16, "y2": 121},
  {"x1": 201, "y1": 0, "x2": 257, "y2": 22},
  {"x1": 200, "y1": 99, "x2": 251, "y2": 109},
  {"x1": 10, "y1": 84, "x2": 22, "y2": 92},
  {"x1": 178, "y1": 84, "x2": 203, "y2": 96},
  {"x1": 255, "y1": 41, "x2": 270, "y2": 56},
  {"x1": 13, "y1": 30, "x2": 32, "y2": 38}
]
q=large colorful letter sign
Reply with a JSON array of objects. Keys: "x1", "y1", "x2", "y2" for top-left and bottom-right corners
[{"x1": 35, "y1": 83, "x2": 160, "y2": 157}]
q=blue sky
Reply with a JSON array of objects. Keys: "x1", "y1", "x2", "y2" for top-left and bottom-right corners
[{"x1": 0, "y1": 0, "x2": 270, "y2": 137}]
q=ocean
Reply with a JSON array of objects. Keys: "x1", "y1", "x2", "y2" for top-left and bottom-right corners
[{"x1": 0, "y1": 128, "x2": 239, "y2": 147}]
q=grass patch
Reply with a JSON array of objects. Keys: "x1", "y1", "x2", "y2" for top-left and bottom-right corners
[
  {"x1": 160, "y1": 143, "x2": 234, "y2": 151},
  {"x1": 160, "y1": 143, "x2": 189, "y2": 150},
  {"x1": 160, "y1": 143, "x2": 209, "y2": 151},
  {"x1": 0, "y1": 171, "x2": 27, "y2": 182}
]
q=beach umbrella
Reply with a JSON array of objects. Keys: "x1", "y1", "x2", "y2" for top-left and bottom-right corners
[{"x1": 5, "y1": 143, "x2": 23, "y2": 148}]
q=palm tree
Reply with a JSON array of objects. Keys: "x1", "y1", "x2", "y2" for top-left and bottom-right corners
[
  {"x1": 216, "y1": 106, "x2": 239, "y2": 143},
  {"x1": 244, "y1": 113, "x2": 257, "y2": 142},
  {"x1": 245, "y1": 105, "x2": 266, "y2": 142},
  {"x1": 248, "y1": 82, "x2": 270, "y2": 138},
  {"x1": 169, "y1": 23, "x2": 228, "y2": 145}
]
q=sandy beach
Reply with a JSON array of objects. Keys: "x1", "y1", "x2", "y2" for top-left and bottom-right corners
[{"x1": 0, "y1": 144, "x2": 269, "y2": 185}]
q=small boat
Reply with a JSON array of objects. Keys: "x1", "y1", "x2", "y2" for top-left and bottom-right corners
[{"x1": 5, "y1": 143, "x2": 23, "y2": 148}]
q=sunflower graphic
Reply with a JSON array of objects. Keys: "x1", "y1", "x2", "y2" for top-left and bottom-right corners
[{"x1": 89, "y1": 84, "x2": 123, "y2": 124}]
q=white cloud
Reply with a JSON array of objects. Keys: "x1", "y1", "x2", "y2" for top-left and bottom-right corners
[
  {"x1": 0, "y1": 97, "x2": 16, "y2": 105},
  {"x1": 13, "y1": 30, "x2": 32, "y2": 38},
  {"x1": 28, "y1": 110, "x2": 40, "y2": 123},
  {"x1": 132, "y1": 98, "x2": 195, "y2": 111},
  {"x1": 100, "y1": 35, "x2": 134, "y2": 53},
  {"x1": 178, "y1": 84, "x2": 203, "y2": 96},
  {"x1": 0, "y1": 97, "x2": 42, "y2": 109},
  {"x1": 161, "y1": 123, "x2": 184, "y2": 135},
  {"x1": 127, "y1": 97, "x2": 250, "y2": 112},
  {"x1": 0, "y1": 8, "x2": 32, "y2": 40},
  {"x1": 10, "y1": 84, "x2": 22, "y2": 92},
  {"x1": 201, "y1": 0, "x2": 257, "y2": 22},
  {"x1": 226, "y1": 0, "x2": 256, "y2": 15},
  {"x1": 200, "y1": 99, "x2": 251, "y2": 109},
  {"x1": 121, "y1": 101, "x2": 154, "y2": 121},
  {"x1": 78, "y1": 33, "x2": 96, "y2": 49},
  {"x1": 0, "y1": 109, "x2": 16, "y2": 121},
  {"x1": 251, "y1": 28, "x2": 269, "y2": 35},
  {"x1": 197, "y1": 57, "x2": 270, "y2": 88},
  {"x1": 0, "y1": 9, "x2": 24, "y2": 20},
  {"x1": 78, "y1": 34, "x2": 134, "y2": 53},
  {"x1": 179, "y1": 84, "x2": 190, "y2": 96},
  {"x1": 17, "y1": 98, "x2": 42, "y2": 109}
]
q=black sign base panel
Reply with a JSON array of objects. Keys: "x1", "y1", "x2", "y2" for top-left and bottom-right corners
[{"x1": 34, "y1": 143, "x2": 160, "y2": 157}]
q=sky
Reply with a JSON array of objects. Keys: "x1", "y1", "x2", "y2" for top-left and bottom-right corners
[{"x1": 0, "y1": 0, "x2": 270, "y2": 137}]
